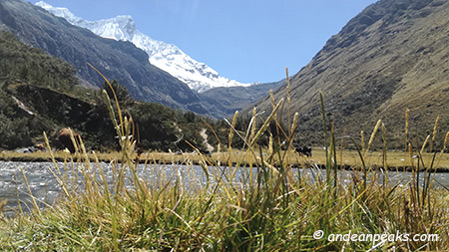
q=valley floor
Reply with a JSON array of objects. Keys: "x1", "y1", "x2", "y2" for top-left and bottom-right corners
[{"x1": 2, "y1": 148, "x2": 449, "y2": 172}]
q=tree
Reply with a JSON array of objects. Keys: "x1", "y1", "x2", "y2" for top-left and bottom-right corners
[{"x1": 102, "y1": 80, "x2": 134, "y2": 107}]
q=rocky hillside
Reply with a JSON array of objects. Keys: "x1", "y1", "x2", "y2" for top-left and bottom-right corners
[
  {"x1": 0, "y1": 0, "x2": 208, "y2": 114},
  {"x1": 249, "y1": 0, "x2": 449, "y2": 149}
]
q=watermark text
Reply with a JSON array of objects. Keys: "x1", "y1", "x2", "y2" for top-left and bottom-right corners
[{"x1": 313, "y1": 230, "x2": 439, "y2": 246}]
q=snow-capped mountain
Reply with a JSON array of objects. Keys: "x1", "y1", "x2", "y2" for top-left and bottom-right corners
[{"x1": 35, "y1": 1, "x2": 250, "y2": 92}]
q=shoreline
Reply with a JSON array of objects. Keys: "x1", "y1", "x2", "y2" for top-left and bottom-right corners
[{"x1": 2, "y1": 151, "x2": 449, "y2": 173}]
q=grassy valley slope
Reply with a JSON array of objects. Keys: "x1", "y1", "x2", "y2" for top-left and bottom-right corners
[{"x1": 249, "y1": 0, "x2": 449, "y2": 149}]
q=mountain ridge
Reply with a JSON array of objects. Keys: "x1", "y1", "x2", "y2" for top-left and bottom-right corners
[
  {"x1": 0, "y1": 0, "x2": 209, "y2": 114},
  {"x1": 36, "y1": 1, "x2": 250, "y2": 93},
  {"x1": 200, "y1": 80, "x2": 285, "y2": 118}
]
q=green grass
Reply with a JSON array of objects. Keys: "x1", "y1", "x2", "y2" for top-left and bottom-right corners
[{"x1": 1, "y1": 72, "x2": 449, "y2": 251}]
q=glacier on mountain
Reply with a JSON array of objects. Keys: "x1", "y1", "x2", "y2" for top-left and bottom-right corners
[{"x1": 35, "y1": 1, "x2": 249, "y2": 92}]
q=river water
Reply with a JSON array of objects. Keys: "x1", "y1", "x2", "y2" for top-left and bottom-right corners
[{"x1": 1, "y1": 161, "x2": 449, "y2": 216}]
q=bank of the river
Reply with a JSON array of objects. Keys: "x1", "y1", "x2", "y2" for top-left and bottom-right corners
[{"x1": 2, "y1": 147, "x2": 449, "y2": 172}]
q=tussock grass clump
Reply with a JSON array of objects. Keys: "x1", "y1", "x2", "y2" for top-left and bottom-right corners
[{"x1": 1, "y1": 69, "x2": 449, "y2": 251}]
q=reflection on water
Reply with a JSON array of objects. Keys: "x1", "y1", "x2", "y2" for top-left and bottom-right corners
[{"x1": 1, "y1": 161, "x2": 449, "y2": 216}]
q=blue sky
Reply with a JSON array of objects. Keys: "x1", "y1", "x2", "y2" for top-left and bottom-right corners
[{"x1": 30, "y1": 0, "x2": 378, "y2": 84}]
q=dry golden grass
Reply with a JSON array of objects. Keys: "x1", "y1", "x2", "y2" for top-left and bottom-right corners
[
  {"x1": 3, "y1": 147, "x2": 449, "y2": 172},
  {"x1": 1, "y1": 69, "x2": 449, "y2": 251},
  {"x1": 0, "y1": 148, "x2": 449, "y2": 172}
]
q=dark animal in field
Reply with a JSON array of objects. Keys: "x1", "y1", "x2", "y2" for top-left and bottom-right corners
[
  {"x1": 58, "y1": 128, "x2": 81, "y2": 153},
  {"x1": 295, "y1": 146, "x2": 312, "y2": 157},
  {"x1": 202, "y1": 150, "x2": 212, "y2": 158}
]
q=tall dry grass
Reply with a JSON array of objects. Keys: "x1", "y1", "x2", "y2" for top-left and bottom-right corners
[{"x1": 0, "y1": 68, "x2": 449, "y2": 251}]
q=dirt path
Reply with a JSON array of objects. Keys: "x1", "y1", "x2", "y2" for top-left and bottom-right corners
[{"x1": 200, "y1": 128, "x2": 214, "y2": 152}]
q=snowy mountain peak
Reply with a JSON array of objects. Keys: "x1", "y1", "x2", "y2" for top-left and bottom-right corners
[
  {"x1": 87, "y1": 15, "x2": 136, "y2": 41},
  {"x1": 101, "y1": 15, "x2": 136, "y2": 40},
  {"x1": 36, "y1": 1, "x2": 82, "y2": 23},
  {"x1": 36, "y1": 1, "x2": 250, "y2": 92}
]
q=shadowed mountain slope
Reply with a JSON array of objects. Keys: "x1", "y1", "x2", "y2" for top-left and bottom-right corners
[
  {"x1": 0, "y1": 0, "x2": 208, "y2": 114},
  {"x1": 199, "y1": 80, "x2": 285, "y2": 118},
  {"x1": 0, "y1": 29, "x2": 211, "y2": 151}
]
